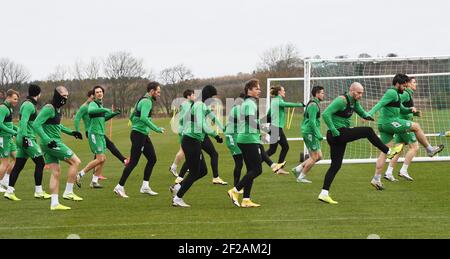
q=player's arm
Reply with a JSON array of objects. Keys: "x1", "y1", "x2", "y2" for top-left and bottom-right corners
[
  {"x1": 354, "y1": 101, "x2": 372, "y2": 119},
  {"x1": 139, "y1": 99, "x2": 163, "y2": 133},
  {"x1": 105, "y1": 108, "x2": 120, "y2": 121},
  {"x1": 205, "y1": 108, "x2": 225, "y2": 132},
  {"x1": 399, "y1": 102, "x2": 413, "y2": 115},
  {"x1": 0, "y1": 106, "x2": 17, "y2": 135},
  {"x1": 18, "y1": 103, "x2": 33, "y2": 138},
  {"x1": 279, "y1": 99, "x2": 305, "y2": 108},
  {"x1": 88, "y1": 101, "x2": 110, "y2": 114},
  {"x1": 368, "y1": 89, "x2": 397, "y2": 116},
  {"x1": 198, "y1": 103, "x2": 218, "y2": 138},
  {"x1": 307, "y1": 103, "x2": 323, "y2": 139},
  {"x1": 74, "y1": 106, "x2": 86, "y2": 132},
  {"x1": 32, "y1": 106, "x2": 54, "y2": 143},
  {"x1": 61, "y1": 125, "x2": 75, "y2": 136},
  {"x1": 322, "y1": 97, "x2": 345, "y2": 136}
]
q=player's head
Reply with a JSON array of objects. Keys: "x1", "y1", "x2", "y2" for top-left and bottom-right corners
[
  {"x1": 147, "y1": 81, "x2": 161, "y2": 100},
  {"x1": 245, "y1": 79, "x2": 260, "y2": 98},
  {"x1": 392, "y1": 73, "x2": 409, "y2": 93},
  {"x1": 407, "y1": 76, "x2": 417, "y2": 91},
  {"x1": 93, "y1": 85, "x2": 105, "y2": 100},
  {"x1": 53, "y1": 86, "x2": 69, "y2": 108},
  {"x1": 270, "y1": 85, "x2": 285, "y2": 97},
  {"x1": 86, "y1": 90, "x2": 94, "y2": 101},
  {"x1": 201, "y1": 85, "x2": 218, "y2": 103},
  {"x1": 28, "y1": 84, "x2": 41, "y2": 99},
  {"x1": 311, "y1": 85, "x2": 325, "y2": 101},
  {"x1": 183, "y1": 89, "x2": 195, "y2": 101},
  {"x1": 349, "y1": 82, "x2": 364, "y2": 100},
  {"x1": 6, "y1": 89, "x2": 20, "y2": 107}
]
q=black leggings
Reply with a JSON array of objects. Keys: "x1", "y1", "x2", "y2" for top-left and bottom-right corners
[
  {"x1": 119, "y1": 130, "x2": 157, "y2": 186},
  {"x1": 9, "y1": 156, "x2": 45, "y2": 187},
  {"x1": 179, "y1": 135, "x2": 219, "y2": 178},
  {"x1": 259, "y1": 144, "x2": 274, "y2": 167},
  {"x1": 236, "y1": 143, "x2": 263, "y2": 199},
  {"x1": 177, "y1": 136, "x2": 207, "y2": 198},
  {"x1": 322, "y1": 127, "x2": 389, "y2": 191},
  {"x1": 266, "y1": 127, "x2": 289, "y2": 163},
  {"x1": 105, "y1": 135, "x2": 127, "y2": 163},
  {"x1": 233, "y1": 154, "x2": 244, "y2": 187}
]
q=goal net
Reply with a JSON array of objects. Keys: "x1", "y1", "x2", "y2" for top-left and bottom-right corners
[{"x1": 267, "y1": 56, "x2": 450, "y2": 164}]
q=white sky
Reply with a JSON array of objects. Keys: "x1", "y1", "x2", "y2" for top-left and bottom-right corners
[{"x1": 1, "y1": 0, "x2": 449, "y2": 80}]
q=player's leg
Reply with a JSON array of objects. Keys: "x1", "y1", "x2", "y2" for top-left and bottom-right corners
[
  {"x1": 48, "y1": 163, "x2": 69, "y2": 210},
  {"x1": 114, "y1": 131, "x2": 145, "y2": 197},
  {"x1": 277, "y1": 128, "x2": 289, "y2": 163},
  {"x1": 77, "y1": 134, "x2": 106, "y2": 184},
  {"x1": 0, "y1": 158, "x2": 10, "y2": 192},
  {"x1": 409, "y1": 122, "x2": 444, "y2": 156},
  {"x1": 202, "y1": 136, "x2": 226, "y2": 184},
  {"x1": 31, "y1": 156, "x2": 49, "y2": 198},
  {"x1": 385, "y1": 134, "x2": 404, "y2": 181},
  {"x1": 295, "y1": 150, "x2": 322, "y2": 183},
  {"x1": 140, "y1": 136, "x2": 158, "y2": 195},
  {"x1": 3, "y1": 150, "x2": 16, "y2": 187},
  {"x1": 104, "y1": 135, "x2": 127, "y2": 164},
  {"x1": 398, "y1": 140, "x2": 419, "y2": 181},
  {"x1": 259, "y1": 144, "x2": 286, "y2": 174},
  {"x1": 266, "y1": 126, "x2": 280, "y2": 157},
  {"x1": 62, "y1": 152, "x2": 83, "y2": 201},
  {"x1": 4, "y1": 156, "x2": 27, "y2": 201},
  {"x1": 232, "y1": 154, "x2": 244, "y2": 187}
]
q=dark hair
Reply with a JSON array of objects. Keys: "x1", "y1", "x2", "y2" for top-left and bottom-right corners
[
  {"x1": 201, "y1": 85, "x2": 218, "y2": 102},
  {"x1": 311, "y1": 86, "x2": 324, "y2": 97},
  {"x1": 87, "y1": 89, "x2": 94, "y2": 97},
  {"x1": 147, "y1": 81, "x2": 160, "y2": 92},
  {"x1": 92, "y1": 85, "x2": 105, "y2": 94},
  {"x1": 270, "y1": 85, "x2": 282, "y2": 96},
  {"x1": 6, "y1": 89, "x2": 19, "y2": 98},
  {"x1": 183, "y1": 89, "x2": 194, "y2": 99},
  {"x1": 392, "y1": 73, "x2": 409, "y2": 86},
  {"x1": 239, "y1": 93, "x2": 246, "y2": 99},
  {"x1": 244, "y1": 79, "x2": 260, "y2": 95},
  {"x1": 406, "y1": 76, "x2": 416, "y2": 82}
]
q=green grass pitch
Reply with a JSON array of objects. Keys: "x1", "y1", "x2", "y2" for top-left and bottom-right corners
[{"x1": 1, "y1": 118, "x2": 449, "y2": 239}]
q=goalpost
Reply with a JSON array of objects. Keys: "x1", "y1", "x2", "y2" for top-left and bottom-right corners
[{"x1": 267, "y1": 56, "x2": 450, "y2": 164}]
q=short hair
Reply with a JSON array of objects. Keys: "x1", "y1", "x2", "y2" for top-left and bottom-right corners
[
  {"x1": 392, "y1": 73, "x2": 409, "y2": 86},
  {"x1": 311, "y1": 86, "x2": 324, "y2": 97},
  {"x1": 183, "y1": 89, "x2": 194, "y2": 99},
  {"x1": 6, "y1": 89, "x2": 19, "y2": 98},
  {"x1": 244, "y1": 79, "x2": 260, "y2": 95},
  {"x1": 87, "y1": 89, "x2": 94, "y2": 97},
  {"x1": 407, "y1": 76, "x2": 416, "y2": 82},
  {"x1": 238, "y1": 93, "x2": 246, "y2": 99},
  {"x1": 147, "y1": 81, "x2": 160, "y2": 92},
  {"x1": 270, "y1": 85, "x2": 282, "y2": 96},
  {"x1": 92, "y1": 85, "x2": 105, "y2": 94}
]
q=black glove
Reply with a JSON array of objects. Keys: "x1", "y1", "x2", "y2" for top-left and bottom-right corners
[
  {"x1": 114, "y1": 109, "x2": 122, "y2": 114},
  {"x1": 73, "y1": 131, "x2": 83, "y2": 140},
  {"x1": 214, "y1": 135, "x2": 223, "y2": 143},
  {"x1": 85, "y1": 131, "x2": 88, "y2": 139},
  {"x1": 22, "y1": 137, "x2": 30, "y2": 149},
  {"x1": 47, "y1": 140, "x2": 58, "y2": 149},
  {"x1": 364, "y1": 116, "x2": 375, "y2": 121}
]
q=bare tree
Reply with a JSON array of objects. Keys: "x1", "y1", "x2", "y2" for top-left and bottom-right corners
[
  {"x1": 48, "y1": 65, "x2": 71, "y2": 81},
  {"x1": 159, "y1": 64, "x2": 194, "y2": 115},
  {"x1": 85, "y1": 57, "x2": 102, "y2": 79},
  {"x1": 386, "y1": 53, "x2": 399, "y2": 57},
  {"x1": 0, "y1": 58, "x2": 31, "y2": 97},
  {"x1": 257, "y1": 43, "x2": 303, "y2": 72},
  {"x1": 103, "y1": 51, "x2": 146, "y2": 112}
]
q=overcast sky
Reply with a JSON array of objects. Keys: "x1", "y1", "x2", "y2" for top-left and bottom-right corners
[{"x1": 1, "y1": 0, "x2": 449, "y2": 80}]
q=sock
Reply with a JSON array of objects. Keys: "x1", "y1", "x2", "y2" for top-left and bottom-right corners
[
  {"x1": 299, "y1": 173, "x2": 306, "y2": 180},
  {"x1": 51, "y1": 194, "x2": 59, "y2": 207},
  {"x1": 171, "y1": 163, "x2": 177, "y2": 170},
  {"x1": 243, "y1": 198, "x2": 250, "y2": 201},
  {"x1": 6, "y1": 186, "x2": 14, "y2": 194},
  {"x1": 426, "y1": 145, "x2": 434, "y2": 152},
  {"x1": 115, "y1": 184, "x2": 123, "y2": 190},
  {"x1": 400, "y1": 164, "x2": 409, "y2": 174},
  {"x1": 320, "y1": 189, "x2": 329, "y2": 196},
  {"x1": 142, "y1": 181, "x2": 149, "y2": 189},
  {"x1": 385, "y1": 166, "x2": 394, "y2": 176},
  {"x1": 174, "y1": 184, "x2": 181, "y2": 192},
  {"x1": 65, "y1": 183, "x2": 74, "y2": 194},
  {"x1": 295, "y1": 164, "x2": 303, "y2": 173},
  {"x1": 373, "y1": 175, "x2": 381, "y2": 182},
  {"x1": 270, "y1": 163, "x2": 276, "y2": 169},
  {"x1": 233, "y1": 187, "x2": 238, "y2": 192},
  {"x1": 3, "y1": 173, "x2": 10, "y2": 184},
  {"x1": 79, "y1": 170, "x2": 85, "y2": 177},
  {"x1": 35, "y1": 185, "x2": 43, "y2": 193},
  {"x1": 174, "y1": 195, "x2": 182, "y2": 201},
  {"x1": 92, "y1": 175, "x2": 99, "y2": 183}
]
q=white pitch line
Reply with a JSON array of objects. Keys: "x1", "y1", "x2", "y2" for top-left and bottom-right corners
[{"x1": 2, "y1": 216, "x2": 450, "y2": 231}]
